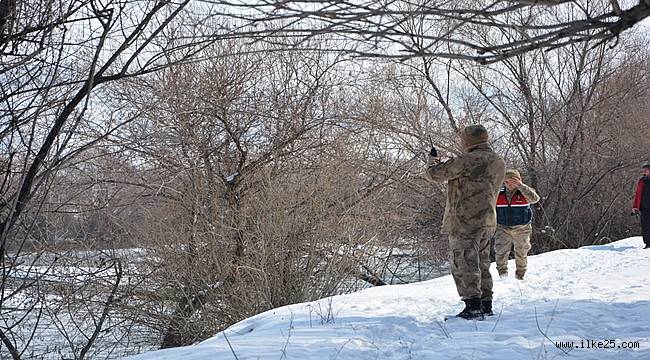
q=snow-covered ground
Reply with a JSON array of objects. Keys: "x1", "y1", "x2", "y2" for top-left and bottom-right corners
[{"x1": 129, "y1": 237, "x2": 650, "y2": 360}]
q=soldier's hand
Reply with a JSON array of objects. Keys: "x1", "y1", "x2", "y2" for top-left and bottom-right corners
[
  {"x1": 426, "y1": 152, "x2": 440, "y2": 166},
  {"x1": 632, "y1": 208, "x2": 640, "y2": 215}
]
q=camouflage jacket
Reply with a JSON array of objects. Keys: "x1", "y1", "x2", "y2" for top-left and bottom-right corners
[{"x1": 426, "y1": 143, "x2": 506, "y2": 236}]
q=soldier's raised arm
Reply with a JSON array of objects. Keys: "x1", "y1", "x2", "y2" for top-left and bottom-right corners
[
  {"x1": 426, "y1": 157, "x2": 466, "y2": 182},
  {"x1": 517, "y1": 183, "x2": 540, "y2": 204}
]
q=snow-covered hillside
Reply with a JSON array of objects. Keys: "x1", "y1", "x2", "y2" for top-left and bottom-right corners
[{"x1": 129, "y1": 237, "x2": 650, "y2": 360}]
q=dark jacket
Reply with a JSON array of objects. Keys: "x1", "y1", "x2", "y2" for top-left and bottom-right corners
[{"x1": 496, "y1": 188, "x2": 532, "y2": 226}]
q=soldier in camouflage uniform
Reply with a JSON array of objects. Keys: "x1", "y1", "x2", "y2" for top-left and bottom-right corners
[
  {"x1": 426, "y1": 125, "x2": 505, "y2": 320},
  {"x1": 494, "y1": 169, "x2": 540, "y2": 280}
]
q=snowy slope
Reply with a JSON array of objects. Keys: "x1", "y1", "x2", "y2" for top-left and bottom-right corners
[{"x1": 129, "y1": 237, "x2": 650, "y2": 360}]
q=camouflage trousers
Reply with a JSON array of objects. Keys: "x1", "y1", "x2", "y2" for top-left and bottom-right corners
[
  {"x1": 448, "y1": 227, "x2": 494, "y2": 301},
  {"x1": 494, "y1": 224, "x2": 532, "y2": 278}
]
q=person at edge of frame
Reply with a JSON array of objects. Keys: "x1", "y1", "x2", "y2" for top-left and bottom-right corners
[{"x1": 632, "y1": 162, "x2": 650, "y2": 249}]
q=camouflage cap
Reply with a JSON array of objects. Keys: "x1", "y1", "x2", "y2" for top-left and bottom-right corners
[
  {"x1": 460, "y1": 125, "x2": 489, "y2": 147},
  {"x1": 643, "y1": 162, "x2": 650, "y2": 169},
  {"x1": 505, "y1": 169, "x2": 522, "y2": 180}
]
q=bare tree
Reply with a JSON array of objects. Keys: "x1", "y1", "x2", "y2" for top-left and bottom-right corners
[
  {"x1": 192, "y1": 0, "x2": 650, "y2": 63},
  {"x1": 1, "y1": 0, "x2": 648, "y2": 357},
  {"x1": 92, "y1": 39, "x2": 404, "y2": 348},
  {"x1": 0, "y1": 1, "x2": 226, "y2": 358},
  {"x1": 442, "y1": 33, "x2": 650, "y2": 249}
]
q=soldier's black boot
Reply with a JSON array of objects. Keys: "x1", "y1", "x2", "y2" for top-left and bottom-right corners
[
  {"x1": 457, "y1": 298, "x2": 484, "y2": 320},
  {"x1": 482, "y1": 300, "x2": 494, "y2": 316}
]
